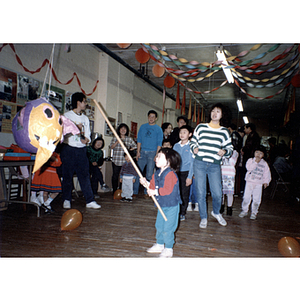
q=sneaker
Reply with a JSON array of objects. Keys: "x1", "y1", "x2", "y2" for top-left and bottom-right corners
[
  {"x1": 125, "y1": 198, "x2": 132, "y2": 202},
  {"x1": 211, "y1": 211, "x2": 227, "y2": 226},
  {"x1": 94, "y1": 194, "x2": 100, "y2": 199},
  {"x1": 147, "y1": 243, "x2": 164, "y2": 253},
  {"x1": 194, "y1": 203, "x2": 199, "y2": 211},
  {"x1": 187, "y1": 203, "x2": 193, "y2": 211},
  {"x1": 180, "y1": 214, "x2": 185, "y2": 221},
  {"x1": 239, "y1": 211, "x2": 248, "y2": 218},
  {"x1": 199, "y1": 218, "x2": 207, "y2": 228},
  {"x1": 63, "y1": 200, "x2": 71, "y2": 209},
  {"x1": 37, "y1": 193, "x2": 44, "y2": 205},
  {"x1": 159, "y1": 248, "x2": 173, "y2": 258},
  {"x1": 30, "y1": 195, "x2": 41, "y2": 206},
  {"x1": 101, "y1": 184, "x2": 112, "y2": 192},
  {"x1": 250, "y1": 213, "x2": 256, "y2": 220},
  {"x1": 41, "y1": 204, "x2": 55, "y2": 213},
  {"x1": 86, "y1": 201, "x2": 101, "y2": 209}
]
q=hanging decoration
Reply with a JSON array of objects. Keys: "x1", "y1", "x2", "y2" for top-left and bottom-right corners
[
  {"x1": 163, "y1": 73, "x2": 175, "y2": 88},
  {"x1": 193, "y1": 99, "x2": 197, "y2": 123},
  {"x1": 117, "y1": 43, "x2": 131, "y2": 49},
  {"x1": 181, "y1": 88, "x2": 186, "y2": 115},
  {"x1": 196, "y1": 106, "x2": 200, "y2": 125},
  {"x1": 284, "y1": 87, "x2": 296, "y2": 125},
  {"x1": 152, "y1": 63, "x2": 165, "y2": 77},
  {"x1": 0, "y1": 44, "x2": 99, "y2": 96},
  {"x1": 201, "y1": 106, "x2": 205, "y2": 122},
  {"x1": 291, "y1": 74, "x2": 300, "y2": 87},
  {"x1": 175, "y1": 81, "x2": 180, "y2": 109},
  {"x1": 188, "y1": 94, "x2": 192, "y2": 120},
  {"x1": 135, "y1": 47, "x2": 150, "y2": 64},
  {"x1": 161, "y1": 86, "x2": 166, "y2": 126}
]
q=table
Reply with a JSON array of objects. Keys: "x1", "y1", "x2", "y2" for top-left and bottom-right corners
[{"x1": 0, "y1": 160, "x2": 40, "y2": 217}]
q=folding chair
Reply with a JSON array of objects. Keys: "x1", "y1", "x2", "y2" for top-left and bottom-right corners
[{"x1": 270, "y1": 165, "x2": 291, "y2": 199}]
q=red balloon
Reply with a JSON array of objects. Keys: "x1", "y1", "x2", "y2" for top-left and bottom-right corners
[
  {"x1": 61, "y1": 209, "x2": 83, "y2": 231},
  {"x1": 135, "y1": 48, "x2": 150, "y2": 64},
  {"x1": 164, "y1": 74, "x2": 175, "y2": 88},
  {"x1": 278, "y1": 237, "x2": 300, "y2": 257},
  {"x1": 113, "y1": 189, "x2": 122, "y2": 200},
  {"x1": 116, "y1": 43, "x2": 131, "y2": 49}
]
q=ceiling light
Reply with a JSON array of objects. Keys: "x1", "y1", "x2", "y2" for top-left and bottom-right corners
[
  {"x1": 237, "y1": 99, "x2": 244, "y2": 112},
  {"x1": 216, "y1": 49, "x2": 234, "y2": 84},
  {"x1": 243, "y1": 116, "x2": 249, "y2": 124}
]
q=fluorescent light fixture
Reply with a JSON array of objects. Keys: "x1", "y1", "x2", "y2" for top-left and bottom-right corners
[
  {"x1": 237, "y1": 99, "x2": 244, "y2": 112},
  {"x1": 216, "y1": 49, "x2": 234, "y2": 84},
  {"x1": 243, "y1": 116, "x2": 249, "y2": 124}
]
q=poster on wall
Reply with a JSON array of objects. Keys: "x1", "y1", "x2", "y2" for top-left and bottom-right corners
[
  {"x1": 0, "y1": 67, "x2": 17, "y2": 103},
  {"x1": 44, "y1": 84, "x2": 65, "y2": 114},
  {"x1": 17, "y1": 74, "x2": 42, "y2": 105},
  {"x1": 105, "y1": 117, "x2": 116, "y2": 136},
  {"x1": 0, "y1": 101, "x2": 18, "y2": 133}
]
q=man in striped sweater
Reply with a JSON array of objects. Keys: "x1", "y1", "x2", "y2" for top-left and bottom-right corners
[{"x1": 190, "y1": 103, "x2": 233, "y2": 229}]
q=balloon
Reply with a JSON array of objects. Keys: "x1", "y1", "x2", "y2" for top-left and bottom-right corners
[
  {"x1": 61, "y1": 209, "x2": 83, "y2": 231},
  {"x1": 278, "y1": 237, "x2": 300, "y2": 257},
  {"x1": 113, "y1": 189, "x2": 122, "y2": 200}
]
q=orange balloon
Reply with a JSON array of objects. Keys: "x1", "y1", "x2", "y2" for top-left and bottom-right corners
[
  {"x1": 113, "y1": 189, "x2": 122, "y2": 200},
  {"x1": 164, "y1": 74, "x2": 175, "y2": 88},
  {"x1": 116, "y1": 43, "x2": 131, "y2": 49},
  {"x1": 278, "y1": 237, "x2": 300, "y2": 257},
  {"x1": 61, "y1": 209, "x2": 83, "y2": 231},
  {"x1": 135, "y1": 48, "x2": 150, "y2": 64},
  {"x1": 152, "y1": 64, "x2": 165, "y2": 78}
]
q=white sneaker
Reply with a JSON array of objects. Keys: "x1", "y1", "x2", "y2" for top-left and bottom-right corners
[
  {"x1": 159, "y1": 248, "x2": 173, "y2": 258},
  {"x1": 187, "y1": 202, "x2": 193, "y2": 211},
  {"x1": 63, "y1": 200, "x2": 71, "y2": 209},
  {"x1": 194, "y1": 203, "x2": 199, "y2": 211},
  {"x1": 250, "y1": 213, "x2": 256, "y2": 220},
  {"x1": 239, "y1": 211, "x2": 248, "y2": 218},
  {"x1": 211, "y1": 211, "x2": 227, "y2": 226},
  {"x1": 199, "y1": 218, "x2": 207, "y2": 228},
  {"x1": 147, "y1": 243, "x2": 164, "y2": 253},
  {"x1": 30, "y1": 195, "x2": 41, "y2": 206},
  {"x1": 86, "y1": 201, "x2": 101, "y2": 209}
]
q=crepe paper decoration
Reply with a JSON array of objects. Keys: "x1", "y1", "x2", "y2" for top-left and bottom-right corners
[
  {"x1": 200, "y1": 106, "x2": 205, "y2": 123},
  {"x1": 152, "y1": 63, "x2": 165, "y2": 77},
  {"x1": 181, "y1": 89, "x2": 186, "y2": 115},
  {"x1": 284, "y1": 88, "x2": 296, "y2": 125},
  {"x1": 187, "y1": 94, "x2": 192, "y2": 120},
  {"x1": 164, "y1": 73, "x2": 175, "y2": 88},
  {"x1": 135, "y1": 47, "x2": 150, "y2": 64},
  {"x1": 196, "y1": 106, "x2": 200, "y2": 125},
  {"x1": 12, "y1": 98, "x2": 80, "y2": 173},
  {"x1": 0, "y1": 44, "x2": 99, "y2": 96},
  {"x1": 291, "y1": 74, "x2": 300, "y2": 87},
  {"x1": 175, "y1": 81, "x2": 180, "y2": 109},
  {"x1": 161, "y1": 86, "x2": 166, "y2": 126},
  {"x1": 193, "y1": 99, "x2": 197, "y2": 123},
  {"x1": 117, "y1": 43, "x2": 131, "y2": 49}
]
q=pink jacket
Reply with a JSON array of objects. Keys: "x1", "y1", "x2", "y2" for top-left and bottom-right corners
[{"x1": 245, "y1": 158, "x2": 271, "y2": 185}]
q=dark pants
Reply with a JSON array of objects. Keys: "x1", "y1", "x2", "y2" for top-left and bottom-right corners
[
  {"x1": 61, "y1": 144, "x2": 94, "y2": 204},
  {"x1": 111, "y1": 162, "x2": 122, "y2": 193},
  {"x1": 90, "y1": 165, "x2": 104, "y2": 194},
  {"x1": 179, "y1": 171, "x2": 191, "y2": 216}
]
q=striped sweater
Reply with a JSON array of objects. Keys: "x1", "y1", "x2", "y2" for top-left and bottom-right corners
[{"x1": 190, "y1": 123, "x2": 233, "y2": 165}]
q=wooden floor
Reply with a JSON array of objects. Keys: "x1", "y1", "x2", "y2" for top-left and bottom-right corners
[{"x1": 1, "y1": 185, "x2": 300, "y2": 258}]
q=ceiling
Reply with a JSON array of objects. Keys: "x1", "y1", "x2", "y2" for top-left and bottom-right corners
[{"x1": 94, "y1": 43, "x2": 300, "y2": 135}]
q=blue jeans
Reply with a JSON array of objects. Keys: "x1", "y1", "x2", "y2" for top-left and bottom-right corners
[
  {"x1": 155, "y1": 204, "x2": 180, "y2": 248},
  {"x1": 133, "y1": 150, "x2": 156, "y2": 194},
  {"x1": 189, "y1": 179, "x2": 197, "y2": 204},
  {"x1": 193, "y1": 160, "x2": 222, "y2": 219}
]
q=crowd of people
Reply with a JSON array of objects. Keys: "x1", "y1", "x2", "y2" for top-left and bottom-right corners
[{"x1": 28, "y1": 92, "x2": 299, "y2": 258}]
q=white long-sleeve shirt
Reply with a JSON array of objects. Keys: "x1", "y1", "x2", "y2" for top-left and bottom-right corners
[{"x1": 245, "y1": 158, "x2": 271, "y2": 185}]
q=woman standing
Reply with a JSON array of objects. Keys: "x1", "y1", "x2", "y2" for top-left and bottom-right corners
[{"x1": 110, "y1": 123, "x2": 137, "y2": 193}]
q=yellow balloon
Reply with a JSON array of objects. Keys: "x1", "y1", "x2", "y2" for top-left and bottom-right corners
[
  {"x1": 278, "y1": 237, "x2": 300, "y2": 257},
  {"x1": 61, "y1": 209, "x2": 83, "y2": 231}
]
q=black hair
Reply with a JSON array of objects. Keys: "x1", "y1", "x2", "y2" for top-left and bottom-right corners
[
  {"x1": 245, "y1": 122, "x2": 256, "y2": 132},
  {"x1": 179, "y1": 124, "x2": 193, "y2": 134},
  {"x1": 162, "y1": 139, "x2": 172, "y2": 146},
  {"x1": 177, "y1": 115, "x2": 188, "y2": 124},
  {"x1": 148, "y1": 110, "x2": 158, "y2": 118},
  {"x1": 209, "y1": 102, "x2": 231, "y2": 127},
  {"x1": 238, "y1": 126, "x2": 245, "y2": 133},
  {"x1": 228, "y1": 123, "x2": 237, "y2": 130},
  {"x1": 92, "y1": 137, "x2": 105, "y2": 150},
  {"x1": 71, "y1": 92, "x2": 86, "y2": 109},
  {"x1": 116, "y1": 123, "x2": 129, "y2": 137},
  {"x1": 158, "y1": 148, "x2": 181, "y2": 173},
  {"x1": 254, "y1": 145, "x2": 266, "y2": 157},
  {"x1": 161, "y1": 122, "x2": 172, "y2": 132}
]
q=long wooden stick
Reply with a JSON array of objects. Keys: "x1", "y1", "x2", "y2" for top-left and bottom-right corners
[{"x1": 92, "y1": 99, "x2": 167, "y2": 221}]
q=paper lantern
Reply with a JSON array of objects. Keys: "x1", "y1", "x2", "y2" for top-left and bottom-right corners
[
  {"x1": 152, "y1": 64, "x2": 165, "y2": 78},
  {"x1": 164, "y1": 74, "x2": 175, "y2": 88},
  {"x1": 135, "y1": 48, "x2": 150, "y2": 64}
]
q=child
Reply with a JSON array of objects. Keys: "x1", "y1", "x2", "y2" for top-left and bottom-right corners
[
  {"x1": 173, "y1": 125, "x2": 194, "y2": 221},
  {"x1": 162, "y1": 138, "x2": 172, "y2": 149},
  {"x1": 140, "y1": 148, "x2": 182, "y2": 258},
  {"x1": 119, "y1": 151, "x2": 138, "y2": 202},
  {"x1": 31, "y1": 152, "x2": 62, "y2": 213},
  {"x1": 86, "y1": 137, "x2": 111, "y2": 198},
  {"x1": 239, "y1": 145, "x2": 271, "y2": 220},
  {"x1": 190, "y1": 103, "x2": 233, "y2": 228},
  {"x1": 221, "y1": 149, "x2": 239, "y2": 216}
]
